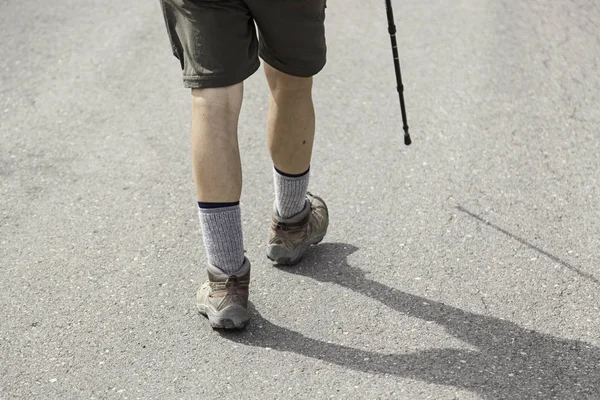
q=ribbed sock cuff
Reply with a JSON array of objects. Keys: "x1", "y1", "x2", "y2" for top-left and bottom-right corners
[{"x1": 274, "y1": 166, "x2": 310, "y2": 178}]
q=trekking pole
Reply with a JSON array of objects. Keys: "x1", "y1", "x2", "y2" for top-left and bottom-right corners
[{"x1": 385, "y1": 0, "x2": 411, "y2": 145}]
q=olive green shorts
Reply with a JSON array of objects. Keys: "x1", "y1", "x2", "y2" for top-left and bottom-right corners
[{"x1": 160, "y1": 0, "x2": 327, "y2": 88}]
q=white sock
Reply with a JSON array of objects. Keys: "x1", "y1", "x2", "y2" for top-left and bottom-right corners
[{"x1": 273, "y1": 167, "x2": 310, "y2": 219}]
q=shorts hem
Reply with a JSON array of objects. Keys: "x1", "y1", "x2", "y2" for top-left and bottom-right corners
[
  {"x1": 182, "y1": 60, "x2": 261, "y2": 89},
  {"x1": 259, "y1": 51, "x2": 326, "y2": 78}
]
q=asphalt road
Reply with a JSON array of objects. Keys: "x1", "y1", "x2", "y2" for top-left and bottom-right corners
[{"x1": 1, "y1": 0, "x2": 599, "y2": 399}]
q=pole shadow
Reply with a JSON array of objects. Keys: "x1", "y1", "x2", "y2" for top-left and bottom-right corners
[
  {"x1": 220, "y1": 243, "x2": 600, "y2": 399},
  {"x1": 456, "y1": 206, "x2": 599, "y2": 286}
]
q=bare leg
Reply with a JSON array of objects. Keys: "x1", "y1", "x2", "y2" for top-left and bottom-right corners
[
  {"x1": 191, "y1": 83, "x2": 244, "y2": 202},
  {"x1": 265, "y1": 63, "x2": 315, "y2": 175}
]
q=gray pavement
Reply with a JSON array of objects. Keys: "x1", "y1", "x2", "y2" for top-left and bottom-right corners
[{"x1": 1, "y1": 0, "x2": 599, "y2": 398}]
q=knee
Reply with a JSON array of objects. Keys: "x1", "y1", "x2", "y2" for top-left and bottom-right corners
[
  {"x1": 191, "y1": 83, "x2": 243, "y2": 112},
  {"x1": 265, "y1": 63, "x2": 313, "y2": 97}
]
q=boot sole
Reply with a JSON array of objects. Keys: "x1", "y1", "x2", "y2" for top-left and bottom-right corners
[
  {"x1": 266, "y1": 231, "x2": 326, "y2": 266},
  {"x1": 197, "y1": 304, "x2": 250, "y2": 329}
]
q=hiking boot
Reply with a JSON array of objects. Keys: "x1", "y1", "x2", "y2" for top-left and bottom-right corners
[
  {"x1": 267, "y1": 192, "x2": 329, "y2": 265},
  {"x1": 196, "y1": 257, "x2": 251, "y2": 329}
]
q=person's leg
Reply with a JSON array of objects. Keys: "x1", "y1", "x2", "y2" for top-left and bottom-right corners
[
  {"x1": 248, "y1": 0, "x2": 328, "y2": 264},
  {"x1": 265, "y1": 63, "x2": 315, "y2": 175},
  {"x1": 191, "y1": 79, "x2": 251, "y2": 329},
  {"x1": 263, "y1": 62, "x2": 328, "y2": 265},
  {"x1": 265, "y1": 63, "x2": 314, "y2": 218},
  {"x1": 192, "y1": 84, "x2": 246, "y2": 275},
  {"x1": 160, "y1": 0, "x2": 259, "y2": 328},
  {"x1": 192, "y1": 84, "x2": 255, "y2": 329},
  {"x1": 192, "y1": 84, "x2": 244, "y2": 203}
]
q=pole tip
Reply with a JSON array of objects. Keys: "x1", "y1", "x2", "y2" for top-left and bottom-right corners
[{"x1": 404, "y1": 131, "x2": 411, "y2": 146}]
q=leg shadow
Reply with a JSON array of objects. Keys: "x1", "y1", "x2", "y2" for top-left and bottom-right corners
[{"x1": 221, "y1": 243, "x2": 600, "y2": 399}]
